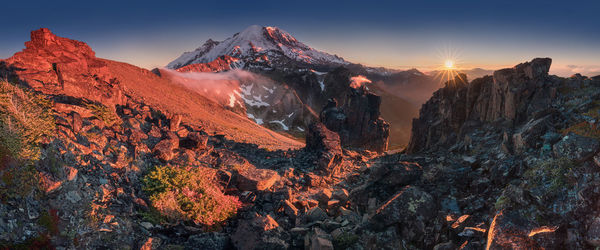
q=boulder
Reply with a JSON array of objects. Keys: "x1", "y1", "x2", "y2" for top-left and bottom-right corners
[
  {"x1": 512, "y1": 115, "x2": 553, "y2": 153},
  {"x1": 315, "y1": 188, "x2": 333, "y2": 204},
  {"x1": 283, "y1": 200, "x2": 299, "y2": 219},
  {"x1": 237, "y1": 167, "x2": 280, "y2": 191},
  {"x1": 69, "y1": 111, "x2": 83, "y2": 133},
  {"x1": 433, "y1": 242, "x2": 455, "y2": 250},
  {"x1": 305, "y1": 122, "x2": 344, "y2": 173},
  {"x1": 169, "y1": 114, "x2": 182, "y2": 131},
  {"x1": 152, "y1": 137, "x2": 179, "y2": 162},
  {"x1": 307, "y1": 207, "x2": 329, "y2": 222},
  {"x1": 528, "y1": 226, "x2": 563, "y2": 249},
  {"x1": 140, "y1": 237, "x2": 161, "y2": 250},
  {"x1": 332, "y1": 188, "x2": 349, "y2": 203},
  {"x1": 311, "y1": 237, "x2": 333, "y2": 250},
  {"x1": 365, "y1": 226, "x2": 403, "y2": 249},
  {"x1": 486, "y1": 210, "x2": 540, "y2": 249},
  {"x1": 310, "y1": 228, "x2": 334, "y2": 250},
  {"x1": 181, "y1": 132, "x2": 209, "y2": 150},
  {"x1": 306, "y1": 122, "x2": 341, "y2": 153}
]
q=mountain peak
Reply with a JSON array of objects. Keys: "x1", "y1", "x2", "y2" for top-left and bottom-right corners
[
  {"x1": 24, "y1": 28, "x2": 95, "y2": 59},
  {"x1": 167, "y1": 25, "x2": 348, "y2": 69},
  {"x1": 29, "y1": 28, "x2": 57, "y2": 47}
]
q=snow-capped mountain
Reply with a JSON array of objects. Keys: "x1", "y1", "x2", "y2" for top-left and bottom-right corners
[{"x1": 167, "y1": 25, "x2": 348, "y2": 70}]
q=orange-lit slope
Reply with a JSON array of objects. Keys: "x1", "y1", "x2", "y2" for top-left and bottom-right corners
[
  {"x1": 2, "y1": 28, "x2": 303, "y2": 150},
  {"x1": 103, "y1": 59, "x2": 303, "y2": 149}
]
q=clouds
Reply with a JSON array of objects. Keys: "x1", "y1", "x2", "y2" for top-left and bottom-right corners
[
  {"x1": 349, "y1": 75, "x2": 371, "y2": 89},
  {"x1": 551, "y1": 64, "x2": 600, "y2": 77},
  {"x1": 160, "y1": 69, "x2": 272, "y2": 108}
]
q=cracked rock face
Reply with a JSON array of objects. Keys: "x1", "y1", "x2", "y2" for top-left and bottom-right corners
[
  {"x1": 407, "y1": 58, "x2": 555, "y2": 153},
  {"x1": 2, "y1": 28, "x2": 124, "y2": 107},
  {"x1": 319, "y1": 86, "x2": 390, "y2": 153}
]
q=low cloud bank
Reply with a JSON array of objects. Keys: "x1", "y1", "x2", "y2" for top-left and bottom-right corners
[{"x1": 160, "y1": 69, "x2": 273, "y2": 108}]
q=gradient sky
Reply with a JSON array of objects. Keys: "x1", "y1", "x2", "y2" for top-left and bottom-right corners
[{"x1": 1, "y1": 0, "x2": 599, "y2": 76}]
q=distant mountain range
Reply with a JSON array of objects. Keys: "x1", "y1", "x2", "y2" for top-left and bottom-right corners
[{"x1": 427, "y1": 67, "x2": 495, "y2": 81}]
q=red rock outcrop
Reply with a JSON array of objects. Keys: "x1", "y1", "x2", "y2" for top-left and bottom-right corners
[{"x1": 2, "y1": 28, "x2": 124, "y2": 106}]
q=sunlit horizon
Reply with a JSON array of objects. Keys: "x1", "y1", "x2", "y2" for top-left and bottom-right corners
[{"x1": 1, "y1": 1, "x2": 599, "y2": 77}]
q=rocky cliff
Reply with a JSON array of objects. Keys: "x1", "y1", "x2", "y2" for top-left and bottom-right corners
[
  {"x1": 399, "y1": 58, "x2": 600, "y2": 248},
  {"x1": 320, "y1": 86, "x2": 390, "y2": 153},
  {"x1": 408, "y1": 58, "x2": 555, "y2": 153}
]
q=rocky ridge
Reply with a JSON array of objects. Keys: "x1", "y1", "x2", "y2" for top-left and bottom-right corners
[
  {"x1": 2, "y1": 28, "x2": 600, "y2": 250},
  {"x1": 401, "y1": 58, "x2": 600, "y2": 248}
]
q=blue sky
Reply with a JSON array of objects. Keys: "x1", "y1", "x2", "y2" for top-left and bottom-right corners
[{"x1": 1, "y1": 0, "x2": 599, "y2": 76}]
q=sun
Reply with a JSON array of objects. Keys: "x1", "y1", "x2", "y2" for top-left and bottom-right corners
[{"x1": 432, "y1": 45, "x2": 465, "y2": 85}]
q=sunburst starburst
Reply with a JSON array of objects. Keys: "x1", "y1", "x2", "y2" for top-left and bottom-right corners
[{"x1": 433, "y1": 45, "x2": 466, "y2": 86}]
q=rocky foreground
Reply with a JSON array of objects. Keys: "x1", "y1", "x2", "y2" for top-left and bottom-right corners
[{"x1": 1, "y1": 29, "x2": 600, "y2": 250}]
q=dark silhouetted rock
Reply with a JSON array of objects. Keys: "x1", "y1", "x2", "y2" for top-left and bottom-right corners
[
  {"x1": 320, "y1": 86, "x2": 389, "y2": 152},
  {"x1": 586, "y1": 217, "x2": 600, "y2": 246},
  {"x1": 306, "y1": 122, "x2": 341, "y2": 153}
]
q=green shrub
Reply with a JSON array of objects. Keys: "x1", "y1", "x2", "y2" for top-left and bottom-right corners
[
  {"x1": 0, "y1": 80, "x2": 54, "y2": 201},
  {"x1": 142, "y1": 165, "x2": 240, "y2": 226},
  {"x1": 85, "y1": 102, "x2": 121, "y2": 126},
  {"x1": 0, "y1": 80, "x2": 55, "y2": 161}
]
